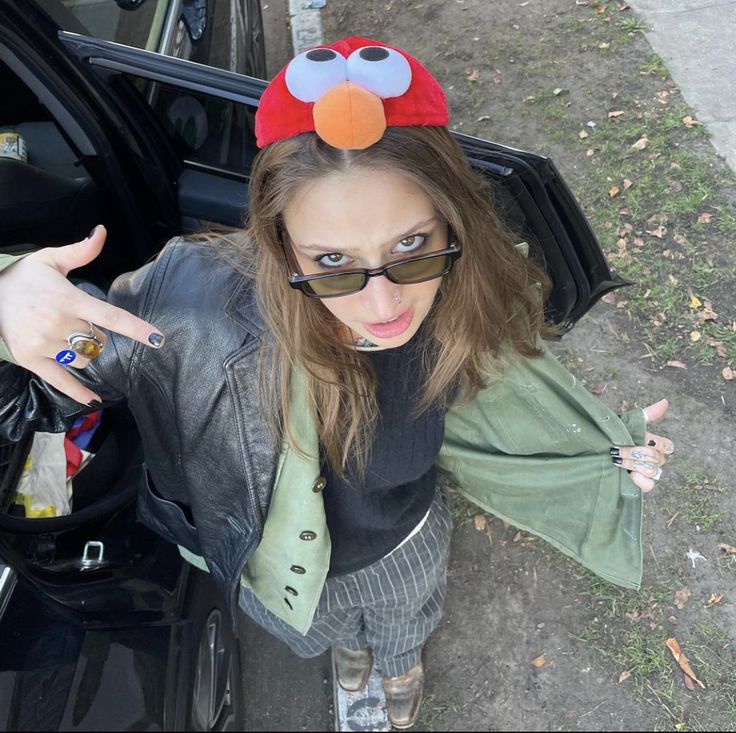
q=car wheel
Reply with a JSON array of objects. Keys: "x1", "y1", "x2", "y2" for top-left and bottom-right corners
[{"x1": 184, "y1": 569, "x2": 243, "y2": 731}]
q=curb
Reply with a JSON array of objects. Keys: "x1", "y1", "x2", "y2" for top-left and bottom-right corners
[{"x1": 288, "y1": 0, "x2": 325, "y2": 55}]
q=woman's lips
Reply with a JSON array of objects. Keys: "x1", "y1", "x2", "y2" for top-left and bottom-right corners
[{"x1": 363, "y1": 308, "x2": 414, "y2": 339}]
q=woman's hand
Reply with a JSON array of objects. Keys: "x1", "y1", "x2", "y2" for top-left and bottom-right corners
[
  {"x1": 0, "y1": 225, "x2": 164, "y2": 406},
  {"x1": 611, "y1": 398, "x2": 674, "y2": 493}
]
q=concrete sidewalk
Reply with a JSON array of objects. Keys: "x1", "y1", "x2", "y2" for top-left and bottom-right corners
[{"x1": 627, "y1": 0, "x2": 736, "y2": 171}]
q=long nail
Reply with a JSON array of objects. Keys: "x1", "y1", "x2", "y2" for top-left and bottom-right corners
[
  {"x1": 87, "y1": 225, "x2": 100, "y2": 239},
  {"x1": 88, "y1": 399, "x2": 102, "y2": 409},
  {"x1": 148, "y1": 333, "x2": 164, "y2": 348},
  {"x1": 612, "y1": 457, "x2": 624, "y2": 465},
  {"x1": 648, "y1": 440, "x2": 656, "y2": 446},
  {"x1": 610, "y1": 447, "x2": 621, "y2": 457}
]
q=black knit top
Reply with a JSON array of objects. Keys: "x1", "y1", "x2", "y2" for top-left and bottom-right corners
[{"x1": 322, "y1": 331, "x2": 446, "y2": 577}]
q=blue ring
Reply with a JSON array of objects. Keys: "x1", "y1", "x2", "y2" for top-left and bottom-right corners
[{"x1": 55, "y1": 349, "x2": 77, "y2": 365}]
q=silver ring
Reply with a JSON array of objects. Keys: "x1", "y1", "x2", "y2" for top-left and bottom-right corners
[
  {"x1": 67, "y1": 322, "x2": 104, "y2": 359},
  {"x1": 653, "y1": 467, "x2": 663, "y2": 481}
]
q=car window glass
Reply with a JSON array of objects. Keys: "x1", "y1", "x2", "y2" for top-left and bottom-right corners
[
  {"x1": 37, "y1": 0, "x2": 169, "y2": 52},
  {"x1": 125, "y1": 74, "x2": 257, "y2": 177}
]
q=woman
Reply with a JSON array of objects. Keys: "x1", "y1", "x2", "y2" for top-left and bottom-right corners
[{"x1": 0, "y1": 37, "x2": 672, "y2": 730}]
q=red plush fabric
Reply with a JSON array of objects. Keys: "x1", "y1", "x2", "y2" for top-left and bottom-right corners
[{"x1": 255, "y1": 36, "x2": 449, "y2": 149}]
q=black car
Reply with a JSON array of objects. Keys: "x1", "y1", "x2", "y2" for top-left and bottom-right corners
[{"x1": 0, "y1": 1, "x2": 625, "y2": 730}]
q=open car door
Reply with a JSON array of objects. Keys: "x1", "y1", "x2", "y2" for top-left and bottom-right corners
[{"x1": 55, "y1": 31, "x2": 625, "y2": 329}]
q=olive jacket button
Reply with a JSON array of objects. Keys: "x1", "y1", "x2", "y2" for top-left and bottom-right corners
[
  {"x1": 285, "y1": 586, "x2": 299, "y2": 596},
  {"x1": 299, "y1": 530, "x2": 317, "y2": 541},
  {"x1": 290, "y1": 565, "x2": 306, "y2": 574},
  {"x1": 312, "y1": 476, "x2": 327, "y2": 493}
]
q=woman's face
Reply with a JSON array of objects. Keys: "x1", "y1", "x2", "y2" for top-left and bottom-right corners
[{"x1": 282, "y1": 169, "x2": 448, "y2": 349}]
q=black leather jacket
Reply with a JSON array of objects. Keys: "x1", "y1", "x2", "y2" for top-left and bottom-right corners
[{"x1": 0, "y1": 239, "x2": 278, "y2": 620}]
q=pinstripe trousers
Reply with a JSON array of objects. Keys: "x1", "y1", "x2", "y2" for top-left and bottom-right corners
[{"x1": 238, "y1": 480, "x2": 453, "y2": 677}]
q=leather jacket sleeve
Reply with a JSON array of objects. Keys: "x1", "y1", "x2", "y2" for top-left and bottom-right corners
[{"x1": 0, "y1": 249, "x2": 168, "y2": 443}]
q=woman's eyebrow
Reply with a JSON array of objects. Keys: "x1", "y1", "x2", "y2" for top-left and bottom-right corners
[{"x1": 296, "y1": 218, "x2": 439, "y2": 254}]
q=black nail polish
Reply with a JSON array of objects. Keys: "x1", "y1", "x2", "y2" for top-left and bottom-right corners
[
  {"x1": 610, "y1": 447, "x2": 621, "y2": 457},
  {"x1": 627, "y1": 469, "x2": 632, "y2": 474},
  {"x1": 87, "y1": 225, "x2": 99, "y2": 239},
  {"x1": 648, "y1": 439, "x2": 656, "y2": 446},
  {"x1": 148, "y1": 333, "x2": 164, "y2": 348},
  {"x1": 612, "y1": 456, "x2": 624, "y2": 465},
  {"x1": 88, "y1": 399, "x2": 102, "y2": 409}
]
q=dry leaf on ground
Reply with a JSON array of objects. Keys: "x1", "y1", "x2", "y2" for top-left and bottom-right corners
[
  {"x1": 666, "y1": 360, "x2": 687, "y2": 369},
  {"x1": 631, "y1": 135, "x2": 649, "y2": 150},
  {"x1": 465, "y1": 67, "x2": 480, "y2": 81},
  {"x1": 683, "y1": 115, "x2": 702, "y2": 127},
  {"x1": 579, "y1": 129, "x2": 589, "y2": 139},
  {"x1": 722, "y1": 367, "x2": 734, "y2": 381},
  {"x1": 666, "y1": 638, "x2": 706, "y2": 689},
  {"x1": 690, "y1": 331, "x2": 702, "y2": 342},
  {"x1": 717, "y1": 543, "x2": 736, "y2": 554},
  {"x1": 473, "y1": 514, "x2": 487, "y2": 531},
  {"x1": 683, "y1": 673, "x2": 696, "y2": 691},
  {"x1": 618, "y1": 670, "x2": 631, "y2": 684},
  {"x1": 697, "y1": 212, "x2": 713, "y2": 224},
  {"x1": 609, "y1": 186, "x2": 620, "y2": 197},
  {"x1": 531, "y1": 654, "x2": 546, "y2": 667},
  {"x1": 674, "y1": 586, "x2": 691, "y2": 609},
  {"x1": 608, "y1": 110, "x2": 625, "y2": 117},
  {"x1": 705, "y1": 593, "x2": 723, "y2": 608}
]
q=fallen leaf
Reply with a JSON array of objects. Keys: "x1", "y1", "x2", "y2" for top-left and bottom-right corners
[
  {"x1": 596, "y1": 5, "x2": 606, "y2": 13},
  {"x1": 609, "y1": 186, "x2": 620, "y2": 198},
  {"x1": 619, "y1": 3, "x2": 630, "y2": 9},
  {"x1": 723, "y1": 367, "x2": 734, "y2": 381},
  {"x1": 683, "y1": 673, "x2": 696, "y2": 691},
  {"x1": 513, "y1": 530, "x2": 522, "y2": 543},
  {"x1": 697, "y1": 212, "x2": 713, "y2": 224},
  {"x1": 631, "y1": 135, "x2": 649, "y2": 150},
  {"x1": 646, "y1": 225, "x2": 667, "y2": 238},
  {"x1": 523, "y1": 95, "x2": 536, "y2": 103},
  {"x1": 579, "y1": 129, "x2": 589, "y2": 139},
  {"x1": 601, "y1": 292, "x2": 617, "y2": 305},
  {"x1": 618, "y1": 670, "x2": 632, "y2": 683},
  {"x1": 666, "y1": 360, "x2": 687, "y2": 369},
  {"x1": 674, "y1": 586, "x2": 691, "y2": 609},
  {"x1": 690, "y1": 331, "x2": 702, "y2": 342},
  {"x1": 598, "y1": 42, "x2": 610, "y2": 49},
  {"x1": 683, "y1": 115, "x2": 702, "y2": 127},
  {"x1": 531, "y1": 654, "x2": 546, "y2": 667},
  {"x1": 689, "y1": 293, "x2": 702, "y2": 309},
  {"x1": 586, "y1": 147, "x2": 596, "y2": 157},
  {"x1": 493, "y1": 70, "x2": 502, "y2": 84},
  {"x1": 473, "y1": 514, "x2": 487, "y2": 531},
  {"x1": 476, "y1": 115, "x2": 491, "y2": 121},
  {"x1": 623, "y1": 178, "x2": 633, "y2": 189},
  {"x1": 465, "y1": 67, "x2": 480, "y2": 82},
  {"x1": 608, "y1": 110, "x2": 625, "y2": 118},
  {"x1": 669, "y1": 274, "x2": 679, "y2": 285},
  {"x1": 666, "y1": 638, "x2": 706, "y2": 689},
  {"x1": 717, "y1": 543, "x2": 736, "y2": 553},
  {"x1": 705, "y1": 593, "x2": 723, "y2": 608},
  {"x1": 553, "y1": 87, "x2": 565, "y2": 95}
]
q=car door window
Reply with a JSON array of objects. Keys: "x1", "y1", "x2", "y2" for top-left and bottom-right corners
[{"x1": 124, "y1": 73, "x2": 257, "y2": 177}]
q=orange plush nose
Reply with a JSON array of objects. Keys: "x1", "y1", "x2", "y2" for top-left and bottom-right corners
[{"x1": 312, "y1": 81, "x2": 386, "y2": 150}]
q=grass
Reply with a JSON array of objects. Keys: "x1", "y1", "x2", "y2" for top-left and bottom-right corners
[{"x1": 661, "y1": 470, "x2": 725, "y2": 532}]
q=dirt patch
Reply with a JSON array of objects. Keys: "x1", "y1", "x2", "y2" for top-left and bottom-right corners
[{"x1": 319, "y1": 1, "x2": 736, "y2": 730}]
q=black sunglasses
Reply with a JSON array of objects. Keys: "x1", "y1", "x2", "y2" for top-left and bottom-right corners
[{"x1": 283, "y1": 241, "x2": 462, "y2": 299}]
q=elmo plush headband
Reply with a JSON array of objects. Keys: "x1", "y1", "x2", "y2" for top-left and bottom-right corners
[{"x1": 255, "y1": 36, "x2": 449, "y2": 150}]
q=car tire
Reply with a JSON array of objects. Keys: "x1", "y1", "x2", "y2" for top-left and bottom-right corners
[{"x1": 183, "y1": 568, "x2": 243, "y2": 732}]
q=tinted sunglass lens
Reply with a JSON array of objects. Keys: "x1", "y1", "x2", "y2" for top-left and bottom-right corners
[
  {"x1": 391, "y1": 255, "x2": 451, "y2": 283},
  {"x1": 306, "y1": 272, "x2": 366, "y2": 297}
]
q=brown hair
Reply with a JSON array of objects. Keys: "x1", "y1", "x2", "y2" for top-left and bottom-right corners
[{"x1": 229, "y1": 126, "x2": 550, "y2": 476}]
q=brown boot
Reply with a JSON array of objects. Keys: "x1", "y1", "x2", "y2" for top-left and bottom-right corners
[
  {"x1": 333, "y1": 645, "x2": 374, "y2": 692},
  {"x1": 382, "y1": 662, "x2": 424, "y2": 730}
]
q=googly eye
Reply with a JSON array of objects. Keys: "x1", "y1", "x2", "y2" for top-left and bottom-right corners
[
  {"x1": 284, "y1": 48, "x2": 348, "y2": 103},
  {"x1": 346, "y1": 46, "x2": 412, "y2": 99}
]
